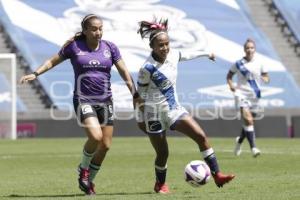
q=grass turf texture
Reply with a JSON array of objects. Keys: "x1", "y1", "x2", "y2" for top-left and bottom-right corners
[{"x1": 0, "y1": 137, "x2": 300, "y2": 200}]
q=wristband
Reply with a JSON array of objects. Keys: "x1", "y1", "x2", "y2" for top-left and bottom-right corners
[{"x1": 33, "y1": 72, "x2": 39, "y2": 77}]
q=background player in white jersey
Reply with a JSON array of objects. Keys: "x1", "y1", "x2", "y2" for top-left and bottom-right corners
[
  {"x1": 136, "y1": 18, "x2": 235, "y2": 194},
  {"x1": 226, "y1": 38, "x2": 270, "y2": 157}
]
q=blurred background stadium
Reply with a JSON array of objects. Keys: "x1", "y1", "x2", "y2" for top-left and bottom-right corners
[{"x1": 1, "y1": 0, "x2": 300, "y2": 138}]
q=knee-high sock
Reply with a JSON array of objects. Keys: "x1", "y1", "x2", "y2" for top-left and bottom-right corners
[
  {"x1": 89, "y1": 163, "x2": 101, "y2": 182},
  {"x1": 244, "y1": 125, "x2": 256, "y2": 148},
  {"x1": 155, "y1": 164, "x2": 167, "y2": 184},
  {"x1": 202, "y1": 148, "x2": 220, "y2": 175},
  {"x1": 80, "y1": 149, "x2": 95, "y2": 169},
  {"x1": 238, "y1": 128, "x2": 246, "y2": 143}
]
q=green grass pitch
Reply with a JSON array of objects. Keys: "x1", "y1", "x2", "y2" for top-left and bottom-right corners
[{"x1": 0, "y1": 137, "x2": 300, "y2": 200}]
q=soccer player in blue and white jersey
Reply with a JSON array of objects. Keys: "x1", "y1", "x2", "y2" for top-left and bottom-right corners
[
  {"x1": 227, "y1": 38, "x2": 270, "y2": 157},
  {"x1": 20, "y1": 14, "x2": 142, "y2": 195},
  {"x1": 136, "y1": 18, "x2": 235, "y2": 193}
]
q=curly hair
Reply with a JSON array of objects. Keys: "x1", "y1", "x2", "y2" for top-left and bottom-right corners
[{"x1": 137, "y1": 18, "x2": 168, "y2": 44}]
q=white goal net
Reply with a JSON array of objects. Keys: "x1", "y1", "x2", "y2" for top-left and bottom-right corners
[{"x1": 0, "y1": 53, "x2": 16, "y2": 139}]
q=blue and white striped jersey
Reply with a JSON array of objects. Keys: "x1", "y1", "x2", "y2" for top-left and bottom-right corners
[
  {"x1": 230, "y1": 56, "x2": 267, "y2": 98},
  {"x1": 137, "y1": 49, "x2": 209, "y2": 109}
]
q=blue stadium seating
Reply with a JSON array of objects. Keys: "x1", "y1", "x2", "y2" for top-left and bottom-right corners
[
  {"x1": 0, "y1": 0, "x2": 299, "y2": 111},
  {"x1": 273, "y1": 0, "x2": 300, "y2": 44}
]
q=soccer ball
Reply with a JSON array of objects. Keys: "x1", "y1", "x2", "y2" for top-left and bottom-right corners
[{"x1": 184, "y1": 160, "x2": 211, "y2": 187}]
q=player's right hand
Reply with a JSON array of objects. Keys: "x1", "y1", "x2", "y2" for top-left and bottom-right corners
[
  {"x1": 229, "y1": 86, "x2": 235, "y2": 92},
  {"x1": 19, "y1": 74, "x2": 37, "y2": 84}
]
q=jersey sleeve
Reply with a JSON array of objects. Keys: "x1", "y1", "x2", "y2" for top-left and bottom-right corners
[
  {"x1": 58, "y1": 40, "x2": 74, "y2": 59},
  {"x1": 229, "y1": 63, "x2": 238, "y2": 73},
  {"x1": 107, "y1": 41, "x2": 122, "y2": 64},
  {"x1": 179, "y1": 50, "x2": 210, "y2": 61},
  {"x1": 137, "y1": 67, "x2": 151, "y2": 98},
  {"x1": 261, "y1": 62, "x2": 268, "y2": 74}
]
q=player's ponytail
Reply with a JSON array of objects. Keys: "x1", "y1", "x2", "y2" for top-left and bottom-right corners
[{"x1": 137, "y1": 18, "x2": 168, "y2": 45}]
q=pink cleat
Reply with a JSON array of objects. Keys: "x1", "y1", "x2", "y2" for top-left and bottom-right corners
[
  {"x1": 213, "y1": 172, "x2": 235, "y2": 188},
  {"x1": 154, "y1": 182, "x2": 170, "y2": 194}
]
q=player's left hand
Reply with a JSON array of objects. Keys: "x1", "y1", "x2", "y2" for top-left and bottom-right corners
[{"x1": 261, "y1": 75, "x2": 270, "y2": 83}]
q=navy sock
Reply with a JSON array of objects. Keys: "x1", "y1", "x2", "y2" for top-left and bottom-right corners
[
  {"x1": 155, "y1": 165, "x2": 167, "y2": 184},
  {"x1": 238, "y1": 128, "x2": 246, "y2": 143},
  {"x1": 245, "y1": 130, "x2": 256, "y2": 148},
  {"x1": 202, "y1": 148, "x2": 219, "y2": 175}
]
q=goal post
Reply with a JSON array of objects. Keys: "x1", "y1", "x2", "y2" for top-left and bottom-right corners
[{"x1": 0, "y1": 53, "x2": 17, "y2": 139}]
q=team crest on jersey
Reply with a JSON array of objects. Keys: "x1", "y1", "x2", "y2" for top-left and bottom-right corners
[{"x1": 103, "y1": 49, "x2": 111, "y2": 58}]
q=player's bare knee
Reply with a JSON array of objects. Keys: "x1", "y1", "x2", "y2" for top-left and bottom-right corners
[
  {"x1": 90, "y1": 132, "x2": 103, "y2": 143},
  {"x1": 100, "y1": 142, "x2": 111, "y2": 152}
]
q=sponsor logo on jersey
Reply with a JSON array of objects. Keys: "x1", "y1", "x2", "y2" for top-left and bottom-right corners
[
  {"x1": 89, "y1": 59, "x2": 101, "y2": 66},
  {"x1": 159, "y1": 79, "x2": 172, "y2": 90}
]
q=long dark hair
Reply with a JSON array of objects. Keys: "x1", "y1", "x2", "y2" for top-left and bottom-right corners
[{"x1": 137, "y1": 18, "x2": 168, "y2": 45}]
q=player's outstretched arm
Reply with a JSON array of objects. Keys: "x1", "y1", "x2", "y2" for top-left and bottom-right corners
[
  {"x1": 20, "y1": 54, "x2": 64, "y2": 84},
  {"x1": 180, "y1": 50, "x2": 215, "y2": 62}
]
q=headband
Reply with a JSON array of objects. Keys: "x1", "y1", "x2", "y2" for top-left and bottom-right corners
[
  {"x1": 81, "y1": 14, "x2": 98, "y2": 28},
  {"x1": 150, "y1": 31, "x2": 167, "y2": 43}
]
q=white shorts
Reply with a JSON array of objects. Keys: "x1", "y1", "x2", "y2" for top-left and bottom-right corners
[
  {"x1": 136, "y1": 103, "x2": 188, "y2": 134},
  {"x1": 234, "y1": 95, "x2": 262, "y2": 113}
]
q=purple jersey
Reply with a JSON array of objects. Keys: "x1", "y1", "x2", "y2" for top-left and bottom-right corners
[{"x1": 59, "y1": 39, "x2": 121, "y2": 103}]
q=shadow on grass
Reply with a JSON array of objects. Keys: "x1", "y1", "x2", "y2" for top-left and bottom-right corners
[{"x1": 5, "y1": 191, "x2": 153, "y2": 198}]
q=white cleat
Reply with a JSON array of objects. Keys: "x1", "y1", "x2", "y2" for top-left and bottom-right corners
[
  {"x1": 234, "y1": 137, "x2": 242, "y2": 156},
  {"x1": 251, "y1": 147, "x2": 261, "y2": 157}
]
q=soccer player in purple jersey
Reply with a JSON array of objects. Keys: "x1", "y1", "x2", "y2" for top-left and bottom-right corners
[
  {"x1": 135, "y1": 18, "x2": 235, "y2": 194},
  {"x1": 20, "y1": 14, "x2": 142, "y2": 195},
  {"x1": 227, "y1": 38, "x2": 270, "y2": 157}
]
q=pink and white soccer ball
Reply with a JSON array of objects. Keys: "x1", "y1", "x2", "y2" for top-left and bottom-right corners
[{"x1": 184, "y1": 160, "x2": 211, "y2": 187}]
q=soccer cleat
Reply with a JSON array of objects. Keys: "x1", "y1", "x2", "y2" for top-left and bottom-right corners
[
  {"x1": 251, "y1": 147, "x2": 261, "y2": 157},
  {"x1": 154, "y1": 182, "x2": 170, "y2": 194},
  {"x1": 78, "y1": 166, "x2": 93, "y2": 195},
  {"x1": 234, "y1": 136, "x2": 242, "y2": 156},
  {"x1": 213, "y1": 172, "x2": 235, "y2": 188}
]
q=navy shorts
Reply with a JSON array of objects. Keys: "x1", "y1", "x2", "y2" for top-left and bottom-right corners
[{"x1": 73, "y1": 99, "x2": 114, "y2": 126}]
